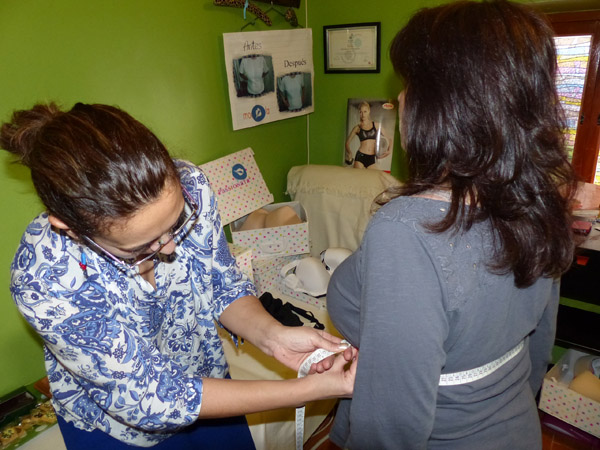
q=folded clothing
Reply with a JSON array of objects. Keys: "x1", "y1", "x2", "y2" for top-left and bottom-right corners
[{"x1": 259, "y1": 292, "x2": 324, "y2": 329}]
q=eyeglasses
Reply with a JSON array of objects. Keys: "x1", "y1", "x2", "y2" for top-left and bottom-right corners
[{"x1": 82, "y1": 187, "x2": 200, "y2": 270}]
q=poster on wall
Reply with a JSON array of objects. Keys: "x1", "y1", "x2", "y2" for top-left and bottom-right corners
[
  {"x1": 223, "y1": 28, "x2": 314, "y2": 130},
  {"x1": 344, "y1": 98, "x2": 396, "y2": 172}
]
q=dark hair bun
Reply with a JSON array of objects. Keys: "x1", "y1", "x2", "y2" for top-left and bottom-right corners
[{"x1": 0, "y1": 102, "x2": 63, "y2": 164}]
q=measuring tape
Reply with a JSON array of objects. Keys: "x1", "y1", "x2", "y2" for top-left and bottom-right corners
[
  {"x1": 439, "y1": 339, "x2": 525, "y2": 386},
  {"x1": 295, "y1": 342, "x2": 349, "y2": 450},
  {"x1": 295, "y1": 339, "x2": 524, "y2": 447}
]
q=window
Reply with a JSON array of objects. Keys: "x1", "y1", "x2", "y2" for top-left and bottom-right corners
[{"x1": 549, "y1": 11, "x2": 600, "y2": 184}]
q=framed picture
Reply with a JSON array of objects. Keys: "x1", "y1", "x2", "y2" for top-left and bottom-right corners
[{"x1": 323, "y1": 22, "x2": 380, "y2": 73}]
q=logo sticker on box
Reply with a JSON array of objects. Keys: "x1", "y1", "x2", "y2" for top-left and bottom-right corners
[{"x1": 200, "y1": 148, "x2": 274, "y2": 225}]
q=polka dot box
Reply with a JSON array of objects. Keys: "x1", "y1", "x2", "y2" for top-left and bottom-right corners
[
  {"x1": 539, "y1": 349, "x2": 600, "y2": 438},
  {"x1": 231, "y1": 201, "x2": 310, "y2": 260},
  {"x1": 199, "y1": 147, "x2": 274, "y2": 226},
  {"x1": 251, "y1": 254, "x2": 326, "y2": 310}
]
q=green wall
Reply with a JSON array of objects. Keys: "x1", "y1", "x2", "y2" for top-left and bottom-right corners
[
  {"x1": 0, "y1": 0, "x2": 317, "y2": 396},
  {"x1": 0, "y1": 0, "x2": 417, "y2": 397},
  {"x1": 0, "y1": 0, "x2": 568, "y2": 396},
  {"x1": 307, "y1": 0, "x2": 447, "y2": 179}
]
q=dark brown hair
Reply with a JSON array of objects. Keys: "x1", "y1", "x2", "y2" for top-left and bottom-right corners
[
  {"x1": 1, "y1": 102, "x2": 178, "y2": 237},
  {"x1": 383, "y1": 0, "x2": 577, "y2": 287}
]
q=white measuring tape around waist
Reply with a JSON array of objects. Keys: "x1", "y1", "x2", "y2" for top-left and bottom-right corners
[
  {"x1": 294, "y1": 339, "x2": 523, "y2": 447},
  {"x1": 295, "y1": 341, "x2": 350, "y2": 450},
  {"x1": 438, "y1": 339, "x2": 525, "y2": 386}
]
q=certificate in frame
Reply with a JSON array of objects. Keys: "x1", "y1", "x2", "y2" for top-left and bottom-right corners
[{"x1": 323, "y1": 22, "x2": 381, "y2": 73}]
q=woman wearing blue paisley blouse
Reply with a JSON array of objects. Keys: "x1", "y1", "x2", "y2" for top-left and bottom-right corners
[{"x1": 1, "y1": 102, "x2": 357, "y2": 449}]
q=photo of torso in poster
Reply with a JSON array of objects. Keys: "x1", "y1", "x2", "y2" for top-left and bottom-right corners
[
  {"x1": 224, "y1": 28, "x2": 314, "y2": 130},
  {"x1": 344, "y1": 98, "x2": 396, "y2": 172}
]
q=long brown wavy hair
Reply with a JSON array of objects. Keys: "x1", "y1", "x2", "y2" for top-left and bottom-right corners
[{"x1": 380, "y1": 0, "x2": 577, "y2": 288}]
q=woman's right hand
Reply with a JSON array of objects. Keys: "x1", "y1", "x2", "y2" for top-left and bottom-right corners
[
  {"x1": 308, "y1": 345, "x2": 357, "y2": 374},
  {"x1": 307, "y1": 349, "x2": 358, "y2": 399},
  {"x1": 199, "y1": 351, "x2": 357, "y2": 418}
]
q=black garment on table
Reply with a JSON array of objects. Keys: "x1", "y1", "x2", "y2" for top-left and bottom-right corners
[{"x1": 259, "y1": 292, "x2": 325, "y2": 330}]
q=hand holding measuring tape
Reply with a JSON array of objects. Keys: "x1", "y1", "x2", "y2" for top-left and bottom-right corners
[
  {"x1": 295, "y1": 341, "x2": 357, "y2": 450},
  {"x1": 266, "y1": 325, "x2": 351, "y2": 372}
]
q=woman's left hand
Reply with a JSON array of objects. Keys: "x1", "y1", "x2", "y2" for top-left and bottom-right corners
[
  {"x1": 267, "y1": 326, "x2": 349, "y2": 372},
  {"x1": 220, "y1": 295, "x2": 352, "y2": 372}
]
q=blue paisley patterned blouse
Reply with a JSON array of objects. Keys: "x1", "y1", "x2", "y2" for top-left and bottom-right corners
[{"x1": 9, "y1": 160, "x2": 256, "y2": 447}]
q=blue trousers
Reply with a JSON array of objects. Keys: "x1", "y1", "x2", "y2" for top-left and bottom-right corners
[{"x1": 56, "y1": 413, "x2": 256, "y2": 449}]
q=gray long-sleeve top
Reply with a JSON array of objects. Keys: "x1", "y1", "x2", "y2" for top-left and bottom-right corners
[{"x1": 327, "y1": 196, "x2": 558, "y2": 450}]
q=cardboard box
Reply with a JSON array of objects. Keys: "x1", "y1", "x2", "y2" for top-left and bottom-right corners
[
  {"x1": 199, "y1": 147, "x2": 274, "y2": 225},
  {"x1": 574, "y1": 181, "x2": 600, "y2": 210},
  {"x1": 251, "y1": 255, "x2": 326, "y2": 310},
  {"x1": 228, "y1": 243, "x2": 254, "y2": 284},
  {"x1": 231, "y1": 201, "x2": 310, "y2": 259},
  {"x1": 539, "y1": 349, "x2": 600, "y2": 438}
]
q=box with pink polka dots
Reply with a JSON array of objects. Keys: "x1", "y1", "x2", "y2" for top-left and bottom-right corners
[
  {"x1": 199, "y1": 147, "x2": 274, "y2": 225},
  {"x1": 539, "y1": 349, "x2": 600, "y2": 437},
  {"x1": 231, "y1": 201, "x2": 310, "y2": 259}
]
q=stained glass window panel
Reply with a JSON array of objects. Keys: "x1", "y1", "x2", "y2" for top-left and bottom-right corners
[{"x1": 554, "y1": 35, "x2": 591, "y2": 161}]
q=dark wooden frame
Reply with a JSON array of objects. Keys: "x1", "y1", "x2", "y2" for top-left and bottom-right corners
[{"x1": 323, "y1": 22, "x2": 381, "y2": 74}]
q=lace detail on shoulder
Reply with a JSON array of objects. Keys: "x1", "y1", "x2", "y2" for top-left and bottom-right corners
[{"x1": 372, "y1": 197, "x2": 498, "y2": 311}]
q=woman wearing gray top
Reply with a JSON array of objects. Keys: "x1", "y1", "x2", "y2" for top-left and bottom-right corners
[{"x1": 327, "y1": 1, "x2": 577, "y2": 448}]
